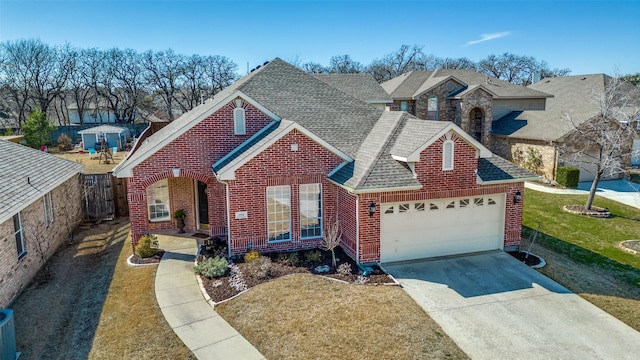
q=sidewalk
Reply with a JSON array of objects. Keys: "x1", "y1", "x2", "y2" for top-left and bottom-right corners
[
  {"x1": 525, "y1": 179, "x2": 640, "y2": 209},
  {"x1": 154, "y1": 234, "x2": 265, "y2": 360}
]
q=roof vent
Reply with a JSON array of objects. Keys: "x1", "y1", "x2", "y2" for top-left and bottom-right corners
[
  {"x1": 581, "y1": 77, "x2": 587, "y2": 80},
  {"x1": 263, "y1": 61, "x2": 269, "y2": 65},
  {"x1": 545, "y1": 79, "x2": 551, "y2": 83}
]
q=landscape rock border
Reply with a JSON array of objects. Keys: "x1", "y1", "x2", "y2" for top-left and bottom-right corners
[
  {"x1": 619, "y1": 240, "x2": 640, "y2": 256},
  {"x1": 562, "y1": 205, "x2": 611, "y2": 218}
]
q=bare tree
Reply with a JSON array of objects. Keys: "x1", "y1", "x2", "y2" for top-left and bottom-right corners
[
  {"x1": 178, "y1": 54, "x2": 207, "y2": 111},
  {"x1": 203, "y1": 55, "x2": 238, "y2": 96},
  {"x1": 322, "y1": 220, "x2": 342, "y2": 267},
  {"x1": 300, "y1": 61, "x2": 328, "y2": 74},
  {"x1": 367, "y1": 44, "x2": 427, "y2": 82},
  {"x1": 327, "y1": 55, "x2": 363, "y2": 74},
  {"x1": 478, "y1": 52, "x2": 570, "y2": 85},
  {"x1": 562, "y1": 74, "x2": 640, "y2": 210},
  {"x1": 23, "y1": 215, "x2": 57, "y2": 282},
  {"x1": 143, "y1": 49, "x2": 185, "y2": 121}
]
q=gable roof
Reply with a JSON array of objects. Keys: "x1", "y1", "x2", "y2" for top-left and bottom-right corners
[
  {"x1": 492, "y1": 74, "x2": 638, "y2": 141},
  {"x1": 382, "y1": 69, "x2": 552, "y2": 100},
  {"x1": 314, "y1": 73, "x2": 392, "y2": 103},
  {"x1": 476, "y1": 157, "x2": 540, "y2": 184},
  {"x1": 78, "y1": 125, "x2": 129, "y2": 135},
  {"x1": 0, "y1": 140, "x2": 84, "y2": 224}
]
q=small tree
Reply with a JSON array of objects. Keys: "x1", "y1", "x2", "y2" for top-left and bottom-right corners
[
  {"x1": 322, "y1": 220, "x2": 342, "y2": 267},
  {"x1": 22, "y1": 107, "x2": 56, "y2": 148},
  {"x1": 23, "y1": 216, "x2": 57, "y2": 282},
  {"x1": 562, "y1": 74, "x2": 640, "y2": 210}
]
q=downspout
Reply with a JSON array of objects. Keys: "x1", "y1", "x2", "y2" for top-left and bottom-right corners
[
  {"x1": 215, "y1": 176, "x2": 232, "y2": 259},
  {"x1": 355, "y1": 193, "x2": 360, "y2": 265}
]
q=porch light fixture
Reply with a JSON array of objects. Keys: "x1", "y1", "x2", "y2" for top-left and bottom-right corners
[
  {"x1": 171, "y1": 168, "x2": 180, "y2": 177},
  {"x1": 368, "y1": 202, "x2": 376, "y2": 217},
  {"x1": 513, "y1": 190, "x2": 522, "y2": 204}
]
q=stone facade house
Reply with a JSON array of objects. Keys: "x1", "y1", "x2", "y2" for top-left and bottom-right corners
[
  {"x1": 492, "y1": 74, "x2": 640, "y2": 182},
  {"x1": 381, "y1": 69, "x2": 552, "y2": 149},
  {"x1": 113, "y1": 59, "x2": 537, "y2": 265},
  {"x1": 0, "y1": 140, "x2": 83, "y2": 307}
]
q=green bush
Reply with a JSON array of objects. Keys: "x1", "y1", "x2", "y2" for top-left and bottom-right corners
[
  {"x1": 194, "y1": 256, "x2": 228, "y2": 278},
  {"x1": 305, "y1": 250, "x2": 323, "y2": 263},
  {"x1": 135, "y1": 234, "x2": 159, "y2": 258},
  {"x1": 555, "y1": 166, "x2": 580, "y2": 188},
  {"x1": 244, "y1": 250, "x2": 260, "y2": 263},
  {"x1": 277, "y1": 252, "x2": 300, "y2": 266}
]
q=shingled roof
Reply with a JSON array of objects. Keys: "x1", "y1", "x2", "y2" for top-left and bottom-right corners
[
  {"x1": 0, "y1": 140, "x2": 84, "y2": 224},
  {"x1": 382, "y1": 69, "x2": 552, "y2": 100},
  {"x1": 492, "y1": 74, "x2": 639, "y2": 141},
  {"x1": 314, "y1": 73, "x2": 392, "y2": 104}
]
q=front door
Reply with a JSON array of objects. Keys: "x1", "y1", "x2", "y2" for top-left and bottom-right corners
[{"x1": 196, "y1": 181, "x2": 209, "y2": 230}]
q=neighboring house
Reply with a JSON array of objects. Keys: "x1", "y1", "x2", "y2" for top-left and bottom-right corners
[
  {"x1": 314, "y1": 73, "x2": 392, "y2": 110},
  {"x1": 381, "y1": 69, "x2": 552, "y2": 148},
  {"x1": 78, "y1": 125, "x2": 130, "y2": 151},
  {"x1": 0, "y1": 140, "x2": 84, "y2": 307},
  {"x1": 68, "y1": 101, "x2": 118, "y2": 124},
  {"x1": 492, "y1": 74, "x2": 640, "y2": 181},
  {"x1": 113, "y1": 59, "x2": 537, "y2": 265}
]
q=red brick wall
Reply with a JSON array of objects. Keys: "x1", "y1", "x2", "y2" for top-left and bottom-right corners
[
  {"x1": 336, "y1": 188, "x2": 358, "y2": 259},
  {"x1": 227, "y1": 129, "x2": 344, "y2": 255},
  {"x1": 127, "y1": 101, "x2": 272, "y2": 246},
  {"x1": 356, "y1": 133, "x2": 524, "y2": 264}
]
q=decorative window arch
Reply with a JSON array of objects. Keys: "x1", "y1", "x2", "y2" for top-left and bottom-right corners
[
  {"x1": 233, "y1": 107, "x2": 246, "y2": 135},
  {"x1": 443, "y1": 140, "x2": 454, "y2": 170}
]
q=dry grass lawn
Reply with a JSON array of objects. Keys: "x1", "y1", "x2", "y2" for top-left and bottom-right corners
[
  {"x1": 11, "y1": 218, "x2": 194, "y2": 359},
  {"x1": 216, "y1": 274, "x2": 467, "y2": 360},
  {"x1": 54, "y1": 150, "x2": 127, "y2": 174}
]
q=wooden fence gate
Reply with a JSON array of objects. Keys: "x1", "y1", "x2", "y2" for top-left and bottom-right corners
[{"x1": 81, "y1": 173, "x2": 129, "y2": 220}]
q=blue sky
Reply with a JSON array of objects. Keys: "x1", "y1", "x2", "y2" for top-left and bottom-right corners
[{"x1": 1, "y1": 0, "x2": 638, "y2": 76}]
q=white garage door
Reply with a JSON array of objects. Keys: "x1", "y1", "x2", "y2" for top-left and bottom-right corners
[{"x1": 380, "y1": 194, "x2": 505, "y2": 263}]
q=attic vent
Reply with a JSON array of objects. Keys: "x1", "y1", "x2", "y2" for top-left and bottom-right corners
[{"x1": 581, "y1": 77, "x2": 587, "y2": 80}]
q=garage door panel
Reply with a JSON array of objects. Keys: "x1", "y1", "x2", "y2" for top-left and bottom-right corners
[{"x1": 380, "y1": 195, "x2": 505, "y2": 263}]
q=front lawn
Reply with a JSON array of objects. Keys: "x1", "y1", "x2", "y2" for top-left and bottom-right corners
[
  {"x1": 216, "y1": 274, "x2": 468, "y2": 360},
  {"x1": 523, "y1": 188, "x2": 640, "y2": 331}
]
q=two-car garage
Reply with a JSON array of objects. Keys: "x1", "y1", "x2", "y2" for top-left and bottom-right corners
[{"x1": 380, "y1": 194, "x2": 505, "y2": 263}]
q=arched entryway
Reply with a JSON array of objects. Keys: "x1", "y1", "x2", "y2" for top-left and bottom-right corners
[{"x1": 469, "y1": 108, "x2": 485, "y2": 143}]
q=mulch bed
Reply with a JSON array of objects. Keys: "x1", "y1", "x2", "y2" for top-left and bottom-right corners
[
  {"x1": 508, "y1": 250, "x2": 542, "y2": 267},
  {"x1": 129, "y1": 250, "x2": 165, "y2": 265},
  {"x1": 199, "y1": 245, "x2": 395, "y2": 303}
]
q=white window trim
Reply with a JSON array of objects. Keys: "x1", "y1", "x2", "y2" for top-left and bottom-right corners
[
  {"x1": 234, "y1": 107, "x2": 246, "y2": 135},
  {"x1": 43, "y1": 192, "x2": 54, "y2": 227},
  {"x1": 299, "y1": 183, "x2": 322, "y2": 240},
  {"x1": 267, "y1": 185, "x2": 291, "y2": 242},
  {"x1": 147, "y1": 179, "x2": 171, "y2": 222},
  {"x1": 443, "y1": 140, "x2": 454, "y2": 170},
  {"x1": 14, "y1": 212, "x2": 26, "y2": 259}
]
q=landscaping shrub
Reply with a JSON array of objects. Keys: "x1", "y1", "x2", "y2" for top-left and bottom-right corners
[
  {"x1": 305, "y1": 249, "x2": 323, "y2": 263},
  {"x1": 243, "y1": 256, "x2": 273, "y2": 280},
  {"x1": 337, "y1": 263, "x2": 352, "y2": 276},
  {"x1": 244, "y1": 250, "x2": 261, "y2": 263},
  {"x1": 57, "y1": 133, "x2": 73, "y2": 151},
  {"x1": 135, "y1": 234, "x2": 159, "y2": 258},
  {"x1": 555, "y1": 166, "x2": 580, "y2": 188},
  {"x1": 277, "y1": 252, "x2": 300, "y2": 266},
  {"x1": 194, "y1": 256, "x2": 228, "y2": 278}
]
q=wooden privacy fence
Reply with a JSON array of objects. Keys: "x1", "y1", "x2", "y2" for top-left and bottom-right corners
[{"x1": 81, "y1": 173, "x2": 128, "y2": 220}]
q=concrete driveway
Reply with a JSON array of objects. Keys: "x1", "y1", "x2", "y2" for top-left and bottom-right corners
[{"x1": 383, "y1": 251, "x2": 640, "y2": 359}]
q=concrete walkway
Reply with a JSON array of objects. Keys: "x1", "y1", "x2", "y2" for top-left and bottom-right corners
[
  {"x1": 154, "y1": 234, "x2": 265, "y2": 360},
  {"x1": 526, "y1": 179, "x2": 640, "y2": 209}
]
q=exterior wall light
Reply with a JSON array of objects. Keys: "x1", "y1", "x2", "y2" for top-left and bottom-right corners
[
  {"x1": 514, "y1": 190, "x2": 522, "y2": 204},
  {"x1": 171, "y1": 168, "x2": 180, "y2": 177},
  {"x1": 369, "y1": 202, "x2": 376, "y2": 217}
]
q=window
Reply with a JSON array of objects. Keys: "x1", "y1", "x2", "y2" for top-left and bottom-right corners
[
  {"x1": 446, "y1": 201, "x2": 455, "y2": 209},
  {"x1": 384, "y1": 206, "x2": 394, "y2": 214},
  {"x1": 430, "y1": 203, "x2": 439, "y2": 210},
  {"x1": 400, "y1": 101, "x2": 409, "y2": 112},
  {"x1": 427, "y1": 96, "x2": 438, "y2": 120},
  {"x1": 147, "y1": 179, "x2": 170, "y2": 222},
  {"x1": 14, "y1": 213, "x2": 26, "y2": 258},
  {"x1": 234, "y1": 107, "x2": 246, "y2": 135},
  {"x1": 399, "y1": 204, "x2": 410, "y2": 213},
  {"x1": 487, "y1": 198, "x2": 497, "y2": 205},
  {"x1": 443, "y1": 140, "x2": 454, "y2": 170},
  {"x1": 43, "y1": 192, "x2": 54, "y2": 227},
  {"x1": 300, "y1": 184, "x2": 322, "y2": 239},
  {"x1": 474, "y1": 198, "x2": 484, "y2": 206},
  {"x1": 415, "y1": 202, "x2": 425, "y2": 212},
  {"x1": 459, "y1": 199, "x2": 469, "y2": 208},
  {"x1": 267, "y1": 185, "x2": 291, "y2": 241}
]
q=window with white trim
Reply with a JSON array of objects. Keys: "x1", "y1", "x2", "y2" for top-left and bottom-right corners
[
  {"x1": 300, "y1": 183, "x2": 322, "y2": 239},
  {"x1": 14, "y1": 213, "x2": 26, "y2": 258},
  {"x1": 234, "y1": 107, "x2": 246, "y2": 135},
  {"x1": 43, "y1": 192, "x2": 54, "y2": 227},
  {"x1": 443, "y1": 140, "x2": 454, "y2": 170},
  {"x1": 400, "y1": 101, "x2": 409, "y2": 112},
  {"x1": 146, "y1": 179, "x2": 170, "y2": 222},
  {"x1": 427, "y1": 96, "x2": 438, "y2": 120},
  {"x1": 267, "y1": 185, "x2": 291, "y2": 241}
]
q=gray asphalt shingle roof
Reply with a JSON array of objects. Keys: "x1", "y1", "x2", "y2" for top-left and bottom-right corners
[
  {"x1": 78, "y1": 125, "x2": 128, "y2": 134},
  {"x1": 477, "y1": 156, "x2": 539, "y2": 183},
  {"x1": 0, "y1": 140, "x2": 84, "y2": 224},
  {"x1": 315, "y1": 73, "x2": 392, "y2": 103}
]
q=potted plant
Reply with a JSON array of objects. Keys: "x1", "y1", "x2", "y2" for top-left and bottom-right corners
[{"x1": 174, "y1": 209, "x2": 187, "y2": 233}]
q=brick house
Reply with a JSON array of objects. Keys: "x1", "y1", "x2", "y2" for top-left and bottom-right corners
[
  {"x1": 492, "y1": 74, "x2": 640, "y2": 182},
  {"x1": 0, "y1": 140, "x2": 83, "y2": 307},
  {"x1": 381, "y1": 69, "x2": 552, "y2": 149},
  {"x1": 113, "y1": 59, "x2": 537, "y2": 265}
]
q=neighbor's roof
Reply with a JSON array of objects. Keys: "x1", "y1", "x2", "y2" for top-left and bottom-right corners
[
  {"x1": 477, "y1": 157, "x2": 540, "y2": 184},
  {"x1": 382, "y1": 69, "x2": 552, "y2": 100},
  {"x1": 492, "y1": 74, "x2": 638, "y2": 141},
  {"x1": 314, "y1": 73, "x2": 392, "y2": 103},
  {"x1": 0, "y1": 140, "x2": 84, "y2": 224},
  {"x1": 78, "y1": 125, "x2": 129, "y2": 134}
]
